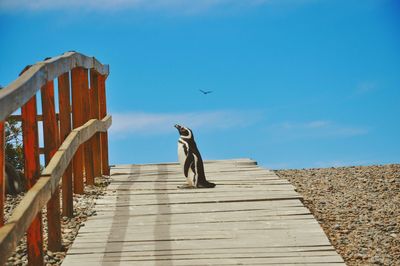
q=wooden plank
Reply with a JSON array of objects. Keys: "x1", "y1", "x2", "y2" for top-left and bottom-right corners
[
  {"x1": 68, "y1": 244, "x2": 337, "y2": 255},
  {"x1": 98, "y1": 74, "x2": 110, "y2": 175},
  {"x1": 81, "y1": 70, "x2": 95, "y2": 185},
  {"x1": 81, "y1": 201, "x2": 313, "y2": 216},
  {"x1": 41, "y1": 80, "x2": 62, "y2": 252},
  {"x1": 89, "y1": 207, "x2": 311, "y2": 222},
  {"x1": 58, "y1": 72, "x2": 73, "y2": 218},
  {"x1": 89, "y1": 69, "x2": 102, "y2": 178},
  {"x1": 66, "y1": 253, "x2": 344, "y2": 265},
  {"x1": 69, "y1": 240, "x2": 335, "y2": 255},
  {"x1": 97, "y1": 188, "x2": 298, "y2": 198},
  {"x1": 66, "y1": 250, "x2": 343, "y2": 265},
  {"x1": 68, "y1": 253, "x2": 336, "y2": 263},
  {"x1": 67, "y1": 248, "x2": 342, "y2": 259},
  {"x1": 0, "y1": 52, "x2": 109, "y2": 122},
  {"x1": 71, "y1": 67, "x2": 86, "y2": 194},
  {"x1": 73, "y1": 219, "x2": 321, "y2": 234},
  {"x1": 21, "y1": 96, "x2": 44, "y2": 266},
  {"x1": 94, "y1": 194, "x2": 301, "y2": 207},
  {"x1": 66, "y1": 256, "x2": 344, "y2": 266},
  {"x1": 0, "y1": 121, "x2": 4, "y2": 226}
]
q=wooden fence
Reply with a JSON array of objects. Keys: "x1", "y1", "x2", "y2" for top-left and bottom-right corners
[{"x1": 0, "y1": 52, "x2": 112, "y2": 265}]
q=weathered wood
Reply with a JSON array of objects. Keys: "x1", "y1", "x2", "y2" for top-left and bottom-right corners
[
  {"x1": 81, "y1": 70, "x2": 94, "y2": 185},
  {"x1": 42, "y1": 116, "x2": 112, "y2": 180},
  {"x1": 58, "y1": 72, "x2": 74, "y2": 218},
  {"x1": 0, "y1": 51, "x2": 111, "y2": 265},
  {"x1": 66, "y1": 256, "x2": 344, "y2": 266},
  {"x1": 0, "y1": 177, "x2": 51, "y2": 265},
  {"x1": 89, "y1": 69, "x2": 101, "y2": 178},
  {"x1": 71, "y1": 67, "x2": 85, "y2": 194},
  {"x1": 0, "y1": 116, "x2": 112, "y2": 265},
  {"x1": 41, "y1": 81, "x2": 62, "y2": 252},
  {"x1": 63, "y1": 159, "x2": 345, "y2": 266},
  {"x1": 98, "y1": 74, "x2": 110, "y2": 175},
  {"x1": 0, "y1": 52, "x2": 109, "y2": 122},
  {"x1": 21, "y1": 96, "x2": 44, "y2": 266},
  {"x1": 0, "y1": 121, "x2": 4, "y2": 226}
]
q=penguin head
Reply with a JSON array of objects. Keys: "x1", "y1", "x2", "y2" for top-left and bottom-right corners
[{"x1": 174, "y1": 124, "x2": 193, "y2": 139}]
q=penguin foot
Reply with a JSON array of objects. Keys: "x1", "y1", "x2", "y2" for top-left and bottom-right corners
[{"x1": 197, "y1": 181, "x2": 216, "y2": 188}]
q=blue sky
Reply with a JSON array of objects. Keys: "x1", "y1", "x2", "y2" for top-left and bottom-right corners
[{"x1": 1, "y1": 0, "x2": 399, "y2": 169}]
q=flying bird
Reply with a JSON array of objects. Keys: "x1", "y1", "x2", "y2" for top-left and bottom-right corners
[{"x1": 199, "y1": 89, "x2": 213, "y2": 95}]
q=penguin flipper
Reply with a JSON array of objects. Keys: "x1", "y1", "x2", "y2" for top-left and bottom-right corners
[{"x1": 183, "y1": 153, "x2": 194, "y2": 177}]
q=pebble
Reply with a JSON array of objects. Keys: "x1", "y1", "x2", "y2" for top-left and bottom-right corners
[
  {"x1": 276, "y1": 164, "x2": 400, "y2": 265},
  {"x1": 4, "y1": 176, "x2": 111, "y2": 265}
]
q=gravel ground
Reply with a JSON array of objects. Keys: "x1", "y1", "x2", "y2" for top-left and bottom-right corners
[
  {"x1": 5, "y1": 176, "x2": 110, "y2": 266},
  {"x1": 4, "y1": 165, "x2": 399, "y2": 265},
  {"x1": 275, "y1": 164, "x2": 400, "y2": 266}
]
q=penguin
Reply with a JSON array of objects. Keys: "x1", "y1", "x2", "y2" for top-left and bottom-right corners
[{"x1": 174, "y1": 124, "x2": 216, "y2": 188}]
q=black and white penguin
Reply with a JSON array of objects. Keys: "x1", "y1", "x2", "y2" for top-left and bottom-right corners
[{"x1": 174, "y1": 124, "x2": 216, "y2": 188}]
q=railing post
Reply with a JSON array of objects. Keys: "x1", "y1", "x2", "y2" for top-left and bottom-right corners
[
  {"x1": 89, "y1": 69, "x2": 102, "y2": 178},
  {"x1": 0, "y1": 121, "x2": 4, "y2": 226},
  {"x1": 21, "y1": 96, "x2": 44, "y2": 266},
  {"x1": 99, "y1": 74, "x2": 110, "y2": 175},
  {"x1": 82, "y1": 71, "x2": 94, "y2": 185},
  {"x1": 58, "y1": 72, "x2": 74, "y2": 218},
  {"x1": 41, "y1": 80, "x2": 62, "y2": 251},
  {"x1": 71, "y1": 68, "x2": 85, "y2": 194}
]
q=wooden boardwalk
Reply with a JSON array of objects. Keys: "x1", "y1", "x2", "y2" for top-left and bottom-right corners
[{"x1": 62, "y1": 159, "x2": 345, "y2": 265}]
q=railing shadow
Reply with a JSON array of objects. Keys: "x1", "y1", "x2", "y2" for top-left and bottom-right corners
[
  {"x1": 102, "y1": 164, "x2": 141, "y2": 265},
  {"x1": 101, "y1": 164, "x2": 173, "y2": 265},
  {"x1": 155, "y1": 164, "x2": 173, "y2": 266}
]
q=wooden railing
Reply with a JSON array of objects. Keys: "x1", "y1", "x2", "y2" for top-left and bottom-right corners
[{"x1": 0, "y1": 52, "x2": 112, "y2": 265}]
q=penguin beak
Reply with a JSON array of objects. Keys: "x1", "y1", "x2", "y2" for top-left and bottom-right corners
[{"x1": 174, "y1": 124, "x2": 181, "y2": 130}]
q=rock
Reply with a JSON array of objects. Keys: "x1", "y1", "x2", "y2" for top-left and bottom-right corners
[{"x1": 275, "y1": 164, "x2": 400, "y2": 265}]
